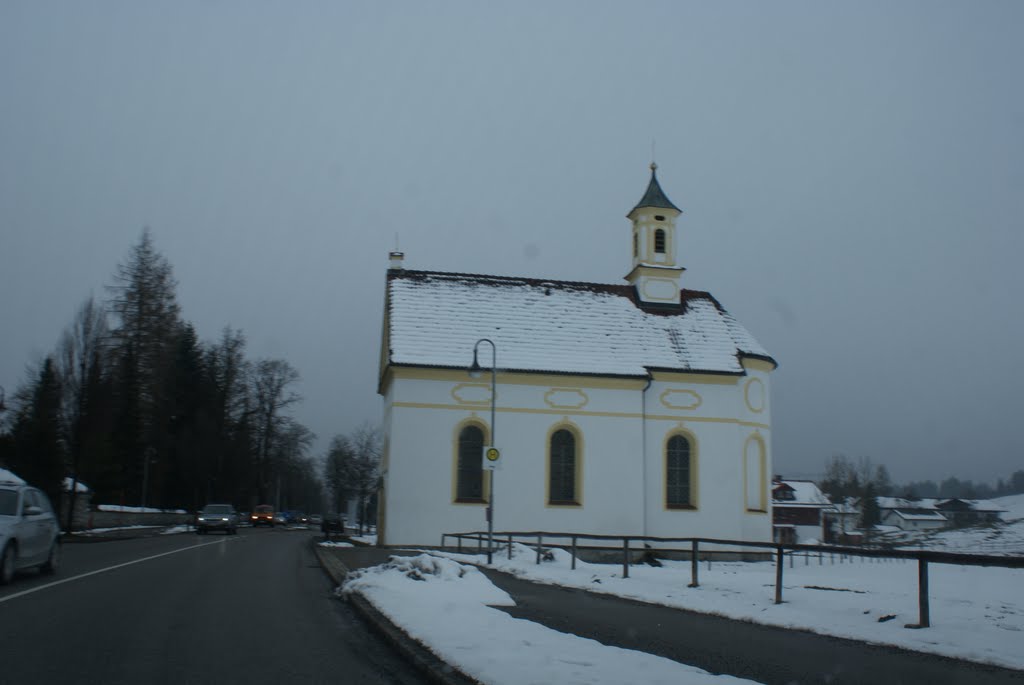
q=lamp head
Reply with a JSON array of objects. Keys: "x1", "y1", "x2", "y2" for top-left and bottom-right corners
[{"x1": 468, "y1": 351, "x2": 482, "y2": 378}]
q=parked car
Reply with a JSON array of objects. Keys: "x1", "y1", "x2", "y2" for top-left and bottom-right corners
[
  {"x1": 250, "y1": 504, "x2": 274, "y2": 527},
  {"x1": 321, "y1": 513, "x2": 346, "y2": 540},
  {"x1": 0, "y1": 475, "x2": 61, "y2": 584},
  {"x1": 309, "y1": 514, "x2": 323, "y2": 527},
  {"x1": 195, "y1": 504, "x2": 239, "y2": 535}
]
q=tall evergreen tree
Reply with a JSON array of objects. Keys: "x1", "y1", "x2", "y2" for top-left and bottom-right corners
[
  {"x1": 106, "y1": 229, "x2": 181, "y2": 506},
  {"x1": 11, "y1": 358, "x2": 66, "y2": 507}
]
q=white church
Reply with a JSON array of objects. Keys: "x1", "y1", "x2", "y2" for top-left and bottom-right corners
[{"x1": 376, "y1": 165, "x2": 777, "y2": 547}]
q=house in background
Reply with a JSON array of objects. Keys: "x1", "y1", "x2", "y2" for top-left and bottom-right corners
[
  {"x1": 879, "y1": 504, "x2": 947, "y2": 532},
  {"x1": 771, "y1": 477, "x2": 833, "y2": 544},
  {"x1": 935, "y1": 498, "x2": 1005, "y2": 527},
  {"x1": 376, "y1": 166, "x2": 777, "y2": 547},
  {"x1": 875, "y1": 497, "x2": 1005, "y2": 532}
]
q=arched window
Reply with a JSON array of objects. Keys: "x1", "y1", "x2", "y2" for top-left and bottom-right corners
[
  {"x1": 456, "y1": 425, "x2": 484, "y2": 502},
  {"x1": 549, "y1": 429, "x2": 578, "y2": 505},
  {"x1": 654, "y1": 228, "x2": 666, "y2": 254},
  {"x1": 666, "y1": 434, "x2": 693, "y2": 508},
  {"x1": 745, "y1": 435, "x2": 766, "y2": 512}
]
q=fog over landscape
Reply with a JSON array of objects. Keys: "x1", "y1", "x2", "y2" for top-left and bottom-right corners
[{"x1": 2, "y1": 1, "x2": 1021, "y2": 486}]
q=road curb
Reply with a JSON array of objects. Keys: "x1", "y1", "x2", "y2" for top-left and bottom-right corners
[{"x1": 311, "y1": 541, "x2": 479, "y2": 685}]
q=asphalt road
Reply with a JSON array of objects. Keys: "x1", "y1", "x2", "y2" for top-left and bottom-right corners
[{"x1": 0, "y1": 528, "x2": 427, "y2": 685}]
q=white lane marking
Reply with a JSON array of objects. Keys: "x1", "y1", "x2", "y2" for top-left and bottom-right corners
[{"x1": 0, "y1": 538, "x2": 232, "y2": 604}]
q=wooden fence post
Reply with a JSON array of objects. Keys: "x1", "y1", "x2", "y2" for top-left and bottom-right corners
[
  {"x1": 536, "y1": 535, "x2": 543, "y2": 565},
  {"x1": 775, "y1": 546, "x2": 784, "y2": 604},
  {"x1": 508, "y1": 534, "x2": 513, "y2": 560},
  {"x1": 623, "y1": 538, "x2": 630, "y2": 578},
  {"x1": 571, "y1": 537, "x2": 577, "y2": 570},
  {"x1": 689, "y1": 540, "x2": 699, "y2": 588},
  {"x1": 906, "y1": 558, "x2": 931, "y2": 629}
]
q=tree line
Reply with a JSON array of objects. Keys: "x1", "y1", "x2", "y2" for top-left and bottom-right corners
[{"x1": 0, "y1": 230, "x2": 322, "y2": 524}]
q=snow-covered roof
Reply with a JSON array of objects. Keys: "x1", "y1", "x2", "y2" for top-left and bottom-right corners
[
  {"x1": 890, "y1": 509, "x2": 947, "y2": 522},
  {"x1": 877, "y1": 497, "x2": 1005, "y2": 513},
  {"x1": 385, "y1": 270, "x2": 774, "y2": 377},
  {"x1": 772, "y1": 479, "x2": 832, "y2": 507},
  {"x1": 63, "y1": 476, "x2": 90, "y2": 493},
  {"x1": 935, "y1": 498, "x2": 1005, "y2": 512},
  {"x1": 0, "y1": 468, "x2": 26, "y2": 485}
]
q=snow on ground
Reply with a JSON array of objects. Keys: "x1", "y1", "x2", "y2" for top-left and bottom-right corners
[
  {"x1": 317, "y1": 541, "x2": 353, "y2": 548},
  {"x1": 349, "y1": 533, "x2": 377, "y2": 545},
  {"x1": 70, "y1": 525, "x2": 165, "y2": 534},
  {"x1": 342, "y1": 507, "x2": 1024, "y2": 681},
  {"x1": 342, "y1": 554, "x2": 759, "y2": 685},
  {"x1": 428, "y1": 543, "x2": 1024, "y2": 672},
  {"x1": 96, "y1": 504, "x2": 186, "y2": 514}
]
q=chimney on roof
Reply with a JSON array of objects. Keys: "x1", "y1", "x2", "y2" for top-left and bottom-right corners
[{"x1": 388, "y1": 251, "x2": 404, "y2": 271}]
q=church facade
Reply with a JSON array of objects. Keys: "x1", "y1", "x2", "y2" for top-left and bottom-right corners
[{"x1": 376, "y1": 166, "x2": 777, "y2": 547}]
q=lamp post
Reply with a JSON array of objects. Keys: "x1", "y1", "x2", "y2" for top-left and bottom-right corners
[{"x1": 469, "y1": 338, "x2": 497, "y2": 564}]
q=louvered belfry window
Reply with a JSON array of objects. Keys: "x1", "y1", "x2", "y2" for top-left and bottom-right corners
[
  {"x1": 549, "y1": 429, "x2": 577, "y2": 504},
  {"x1": 456, "y1": 425, "x2": 485, "y2": 501},
  {"x1": 654, "y1": 228, "x2": 666, "y2": 254},
  {"x1": 666, "y1": 435, "x2": 692, "y2": 508}
]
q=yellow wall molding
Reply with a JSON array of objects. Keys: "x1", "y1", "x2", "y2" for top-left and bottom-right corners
[
  {"x1": 389, "y1": 400, "x2": 770, "y2": 429},
  {"x1": 659, "y1": 388, "x2": 702, "y2": 411},
  {"x1": 744, "y1": 377, "x2": 765, "y2": 414},
  {"x1": 741, "y1": 357, "x2": 776, "y2": 373},
  {"x1": 543, "y1": 388, "x2": 589, "y2": 409},
  {"x1": 450, "y1": 382, "x2": 493, "y2": 405}
]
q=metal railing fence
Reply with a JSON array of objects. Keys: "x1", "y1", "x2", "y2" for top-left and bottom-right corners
[{"x1": 441, "y1": 530, "x2": 1024, "y2": 629}]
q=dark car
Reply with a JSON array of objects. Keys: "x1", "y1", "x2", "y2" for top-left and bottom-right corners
[
  {"x1": 321, "y1": 513, "x2": 346, "y2": 540},
  {"x1": 196, "y1": 504, "x2": 239, "y2": 535}
]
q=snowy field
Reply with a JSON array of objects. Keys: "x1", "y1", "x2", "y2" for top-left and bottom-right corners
[{"x1": 342, "y1": 495, "x2": 1024, "y2": 682}]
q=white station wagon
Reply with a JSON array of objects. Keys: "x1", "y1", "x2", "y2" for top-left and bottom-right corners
[{"x1": 0, "y1": 477, "x2": 61, "y2": 584}]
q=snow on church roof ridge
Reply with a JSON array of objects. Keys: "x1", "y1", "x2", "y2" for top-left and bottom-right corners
[{"x1": 385, "y1": 268, "x2": 775, "y2": 378}]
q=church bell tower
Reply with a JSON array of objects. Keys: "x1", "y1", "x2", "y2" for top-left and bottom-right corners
[{"x1": 625, "y1": 163, "x2": 684, "y2": 306}]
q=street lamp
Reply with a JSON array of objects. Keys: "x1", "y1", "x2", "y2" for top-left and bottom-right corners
[{"x1": 469, "y1": 338, "x2": 497, "y2": 564}]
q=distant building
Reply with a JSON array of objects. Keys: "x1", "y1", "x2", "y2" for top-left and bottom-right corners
[
  {"x1": 875, "y1": 497, "x2": 1005, "y2": 532},
  {"x1": 771, "y1": 477, "x2": 833, "y2": 544},
  {"x1": 376, "y1": 166, "x2": 778, "y2": 546}
]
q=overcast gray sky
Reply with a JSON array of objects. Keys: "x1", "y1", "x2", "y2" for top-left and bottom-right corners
[{"x1": 2, "y1": 1, "x2": 1021, "y2": 485}]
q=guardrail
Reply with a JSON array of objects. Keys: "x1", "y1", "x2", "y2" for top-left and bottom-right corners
[{"x1": 441, "y1": 530, "x2": 1024, "y2": 629}]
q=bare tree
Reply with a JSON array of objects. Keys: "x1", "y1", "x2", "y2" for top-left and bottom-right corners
[
  {"x1": 57, "y1": 296, "x2": 108, "y2": 530},
  {"x1": 323, "y1": 434, "x2": 357, "y2": 517},
  {"x1": 348, "y1": 422, "x2": 382, "y2": 534},
  {"x1": 250, "y1": 358, "x2": 301, "y2": 503}
]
